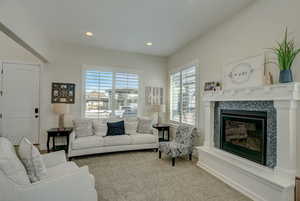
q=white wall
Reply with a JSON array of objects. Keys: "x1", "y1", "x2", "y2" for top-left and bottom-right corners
[
  {"x1": 40, "y1": 42, "x2": 167, "y2": 148},
  {"x1": 168, "y1": 0, "x2": 300, "y2": 141},
  {"x1": 0, "y1": 31, "x2": 40, "y2": 63}
]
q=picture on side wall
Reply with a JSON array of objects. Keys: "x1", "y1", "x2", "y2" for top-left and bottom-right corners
[
  {"x1": 145, "y1": 87, "x2": 164, "y2": 105},
  {"x1": 52, "y1": 82, "x2": 75, "y2": 104},
  {"x1": 222, "y1": 54, "x2": 265, "y2": 90}
]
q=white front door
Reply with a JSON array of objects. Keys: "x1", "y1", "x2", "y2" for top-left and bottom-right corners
[{"x1": 1, "y1": 62, "x2": 40, "y2": 144}]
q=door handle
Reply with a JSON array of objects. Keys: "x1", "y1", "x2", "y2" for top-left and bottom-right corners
[
  {"x1": 35, "y1": 115, "x2": 39, "y2": 118},
  {"x1": 35, "y1": 108, "x2": 39, "y2": 114}
]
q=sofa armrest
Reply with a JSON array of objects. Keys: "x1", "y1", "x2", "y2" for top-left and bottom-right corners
[
  {"x1": 68, "y1": 131, "x2": 76, "y2": 152},
  {"x1": 42, "y1": 150, "x2": 67, "y2": 168},
  {"x1": 18, "y1": 166, "x2": 97, "y2": 201}
]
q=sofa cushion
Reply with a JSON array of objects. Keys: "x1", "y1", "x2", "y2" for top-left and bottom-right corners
[
  {"x1": 46, "y1": 162, "x2": 78, "y2": 179},
  {"x1": 137, "y1": 117, "x2": 153, "y2": 134},
  {"x1": 124, "y1": 117, "x2": 138, "y2": 134},
  {"x1": 18, "y1": 138, "x2": 47, "y2": 183},
  {"x1": 104, "y1": 135, "x2": 132, "y2": 146},
  {"x1": 72, "y1": 136, "x2": 104, "y2": 150},
  {"x1": 93, "y1": 119, "x2": 108, "y2": 137},
  {"x1": 107, "y1": 121, "x2": 125, "y2": 136},
  {"x1": 131, "y1": 134, "x2": 157, "y2": 145},
  {"x1": 0, "y1": 137, "x2": 30, "y2": 185},
  {"x1": 73, "y1": 119, "x2": 93, "y2": 138}
]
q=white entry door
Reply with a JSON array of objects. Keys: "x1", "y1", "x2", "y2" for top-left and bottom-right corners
[{"x1": 1, "y1": 62, "x2": 40, "y2": 145}]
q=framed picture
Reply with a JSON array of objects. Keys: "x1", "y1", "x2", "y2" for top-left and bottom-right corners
[
  {"x1": 51, "y1": 82, "x2": 75, "y2": 104},
  {"x1": 204, "y1": 82, "x2": 219, "y2": 91},
  {"x1": 145, "y1": 87, "x2": 164, "y2": 105},
  {"x1": 222, "y1": 54, "x2": 265, "y2": 90}
]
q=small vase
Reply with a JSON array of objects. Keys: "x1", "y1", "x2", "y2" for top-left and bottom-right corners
[{"x1": 279, "y1": 69, "x2": 293, "y2": 83}]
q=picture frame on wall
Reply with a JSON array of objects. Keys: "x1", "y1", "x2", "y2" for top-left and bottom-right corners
[
  {"x1": 51, "y1": 82, "x2": 75, "y2": 104},
  {"x1": 145, "y1": 87, "x2": 164, "y2": 105},
  {"x1": 222, "y1": 54, "x2": 265, "y2": 90}
]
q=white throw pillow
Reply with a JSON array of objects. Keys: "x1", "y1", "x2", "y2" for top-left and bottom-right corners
[
  {"x1": 18, "y1": 138, "x2": 47, "y2": 183},
  {"x1": 93, "y1": 119, "x2": 108, "y2": 137},
  {"x1": 124, "y1": 117, "x2": 138, "y2": 135},
  {"x1": 0, "y1": 137, "x2": 30, "y2": 185},
  {"x1": 73, "y1": 119, "x2": 93, "y2": 138},
  {"x1": 136, "y1": 117, "x2": 153, "y2": 134}
]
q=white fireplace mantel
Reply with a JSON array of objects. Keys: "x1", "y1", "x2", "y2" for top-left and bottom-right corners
[{"x1": 197, "y1": 83, "x2": 300, "y2": 201}]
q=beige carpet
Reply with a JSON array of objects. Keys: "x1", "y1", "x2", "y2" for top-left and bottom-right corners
[{"x1": 74, "y1": 151, "x2": 252, "y2": 201}]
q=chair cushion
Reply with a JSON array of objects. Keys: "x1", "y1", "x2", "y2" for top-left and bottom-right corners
[
  {"x1": 131, "y1": 134, "x2": 157, "y2": 145},
  {"x1": 0, "y1": 137, "x2": 30, "y2": 185},
  {"x1": 46, "y1": 162, "x2": 78, "y2": 179},
  {"x1": 107, "y1": 121, "x2": 125, "y2": 136},
  {"x1": 93, "y1": 119, "x2": 108, "y2": 137},
  {"x1": 104, "y1": 135, "x2": 132, "y2": 146},
  {"x1": 136, "y1": 117, "x2": 153, "y2": 134},
  {"x1": 73, "y1": 119, "x2": 93, "y2": 138},
  {"x1": 72, "y1": 136, "x2": 104, "y2": 150},
  {"x1": 18, "y1": 138, "x2": 47, "y2": 183}
]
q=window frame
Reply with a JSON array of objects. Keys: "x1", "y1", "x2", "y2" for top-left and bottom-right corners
[
  {"x1": 169, "y1": 60, "x2": 199, "y2": 127},
  {"x1": 81, "y1": 65, "x2": 142, "y2": 119}
]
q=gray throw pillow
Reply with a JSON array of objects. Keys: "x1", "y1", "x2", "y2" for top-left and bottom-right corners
[
  {"x1": 136, "y1": 117, "x2": 153, "y2": 134},
  {"x1": 73, "y1": 119, "x2": 93, "y2": 138}
]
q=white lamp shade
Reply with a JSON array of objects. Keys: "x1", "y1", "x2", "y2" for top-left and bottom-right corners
[
  {"x1": 150, "y1": 104, "x2": 166, "y2": 113},
  {"x1": 53, "y1": 103, "x2": 69, "y2": 114}
]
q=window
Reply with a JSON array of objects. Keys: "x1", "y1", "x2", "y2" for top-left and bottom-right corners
[
  {"x1": 170, "y1": 66, "x2": 196, "y2": 125},
  {"x1": 84, "y1": 69, "x2": 139, "y2": 119}
]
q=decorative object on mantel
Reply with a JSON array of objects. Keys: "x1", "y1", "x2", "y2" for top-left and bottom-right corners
[
  {"x1": 223, "y1": 54, "x2": 265, "y2": 89},
  {"x1": 145, "y1": 87, "x2": 163, "y2": 105},
  {"x1": 52, "y1": 82, "x2": 75, "y2": 104},
  {"x1": 270, "y1": 28, "x2": 300, "y2": 83},
  {"x1": 204, "y1": 81, "x2": 221, "y2": 91},
  {"x1": 264, "y1": 72, "x2": 274, "y2": 85}
]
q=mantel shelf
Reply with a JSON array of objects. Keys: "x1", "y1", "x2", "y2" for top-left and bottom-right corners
[{"x1": 203, "y1": 82, "x2": 300, "y2": 102}]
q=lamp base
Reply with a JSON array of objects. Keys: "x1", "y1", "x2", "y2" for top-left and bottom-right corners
[{"x1": 58, "y1": 114, "x2": 65, "y2": 129}]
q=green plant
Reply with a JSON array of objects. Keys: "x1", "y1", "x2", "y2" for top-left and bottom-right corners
[{"x1": 271, "y1": 28, "x2": 300, "y2": 71}]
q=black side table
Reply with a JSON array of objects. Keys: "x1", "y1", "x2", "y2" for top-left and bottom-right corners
[
  {"x1": 47, "y1": 128, "x2": 73, "y2": 153},
  {"x1": 153, "y1": 124, "x2": 170, "y2": 142}
]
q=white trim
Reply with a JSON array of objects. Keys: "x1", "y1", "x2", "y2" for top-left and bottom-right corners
[{"x1": 81, "y1": 65, "x2": 142, "y2": 118}]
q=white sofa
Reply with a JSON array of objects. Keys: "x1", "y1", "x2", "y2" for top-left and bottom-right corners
[
  {"x1": 68, "y1": 117, "x2": 159, "y2": 158},
  {"x1": 0, "y1": 137, "x2": 97, "y2": 201}
]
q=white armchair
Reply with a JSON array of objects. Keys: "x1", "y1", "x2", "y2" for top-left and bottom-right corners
[{"x1": 0, "y1": 137, "x2": 97, "y2": 201}]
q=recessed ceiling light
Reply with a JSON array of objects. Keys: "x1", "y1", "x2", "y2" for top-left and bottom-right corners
[
  {"x1": 85, "y1": 32, "x2": 93, "y2": 37},
  {"x1": 146, "y1": 42, "x2": 153, "y2": 46}
]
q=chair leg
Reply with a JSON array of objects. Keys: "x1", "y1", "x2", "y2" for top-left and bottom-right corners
[
  {"x1": 189, "y1": 154, "x2": 192, "y2": 161},
  {"x1": 159, "y1": 151, "x2": 162, "y2": 159},
  {"x1": 172, "y1": 157, "x2": 175, "y2": 166}
]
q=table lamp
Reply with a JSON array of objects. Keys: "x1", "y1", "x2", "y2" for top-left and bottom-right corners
[
  {"x1": 53, "y1": 103, "x2": 69, "y2": 129},
  {"x1": 151, "y1": 104, "x2": 166, "y2": 125}
]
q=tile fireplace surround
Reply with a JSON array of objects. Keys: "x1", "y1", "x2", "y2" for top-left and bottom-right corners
[{"x1": 197, "y1": 83, "x2": 300, "y2": 201}]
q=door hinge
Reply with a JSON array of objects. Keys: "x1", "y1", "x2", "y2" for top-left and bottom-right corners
[
  {"x1": 0, "y1": 91, "x2": 2, "y2": 96},
  {"x1": 1, "y1": 69, "x2": 3, "y2": 74},
  {"x1": 0, "y1": 113, "x2": 2, "y2": 119}
]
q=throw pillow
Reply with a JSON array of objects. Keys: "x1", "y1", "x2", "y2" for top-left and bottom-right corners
[
  {"x1": 93, "y1": 119, "x2": 108, "y2": 137},
  {"x1": 124, "y1": 117, "x2": 138, "y2": 135},
  {"x1": 136, "y1": 117, "x2": 153, "y2": 134},
  {"x1": 107, "y1": 121, "x2": 125, "y2": 136},
  {"x1": 73, "y1": 119, "x2": 93, "y2": 138},
  {"x1": 18, "y1": 138, "x2": 47, "y2": 183},
  {"x1": 0, "y1": 137, "x2": 30, "y2": 185}
]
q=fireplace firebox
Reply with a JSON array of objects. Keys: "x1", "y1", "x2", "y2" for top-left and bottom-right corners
[{"x1": 220, "y1": 109, "x2": 267, "y2": 165}]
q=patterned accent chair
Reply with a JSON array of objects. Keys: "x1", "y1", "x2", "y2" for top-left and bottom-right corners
[{"x1": 158, "y1": 124, "x2": 195, "y2": 166}]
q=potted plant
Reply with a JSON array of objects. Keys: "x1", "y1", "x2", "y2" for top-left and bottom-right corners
[{"x1": 271, "y1": 28, "x2": 300, "y2": 83}]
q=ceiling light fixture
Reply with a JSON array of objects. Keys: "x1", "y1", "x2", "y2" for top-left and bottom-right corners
[
  {"x1": 85, "y1": 32, "x2": 93, "y2": 37},
  {"x1": 146, "y1": 42, "x2": 153, "y2": 46}
]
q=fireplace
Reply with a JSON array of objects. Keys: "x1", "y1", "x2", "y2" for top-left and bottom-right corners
[{"x1": 220, "y1": 109, "x2": 267, "y2": 165}]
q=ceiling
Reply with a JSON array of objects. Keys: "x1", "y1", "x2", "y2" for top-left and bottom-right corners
[{"x1": 19, "y1": 0, "x2": 254, "y2": 57}]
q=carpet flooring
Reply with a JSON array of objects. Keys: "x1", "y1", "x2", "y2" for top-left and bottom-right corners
[{"x1": 74, "y1": 151, "x2": 252, "y2": 201}]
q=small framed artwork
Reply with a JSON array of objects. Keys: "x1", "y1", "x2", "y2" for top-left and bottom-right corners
[
  {"x1": 145, "y1": 87, "x2": 164, "y2": 105},
  {"x1": 51, "y1": 82, "x2": 75, "y2": 104},
  {"x1": 204, "y1": 82, "x2": 216, "y2": 91}
]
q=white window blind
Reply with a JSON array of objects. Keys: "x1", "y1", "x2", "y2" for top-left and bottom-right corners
[
  {"x1": 85, "y1": 70, "x2": 113, "y2": 118},
  {"x1": 84, "y1": 69, "x2": 139, "y2": 119},
  {"x1": 170, "y1": 66, "x2": 196, "y2": 125},
  {"x1": 115, "y1": 72, "x2": 139, "y2": 117}
]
